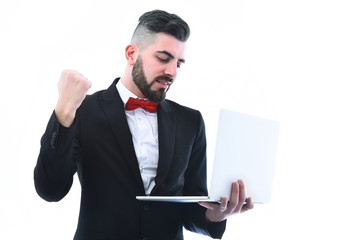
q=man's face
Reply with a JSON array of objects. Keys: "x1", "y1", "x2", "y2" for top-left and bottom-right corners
[{"x1": 131, "y1": 33, "x2": 186, "y2": 102}]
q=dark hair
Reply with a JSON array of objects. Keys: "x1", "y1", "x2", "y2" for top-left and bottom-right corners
[{"x1": 133, "y1": 10, "x2": 190, "y2": 43}]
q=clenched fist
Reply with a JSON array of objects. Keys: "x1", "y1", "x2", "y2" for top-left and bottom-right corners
[{"x1": 55, "y1": 70, "x2": 92, "y2": 127}]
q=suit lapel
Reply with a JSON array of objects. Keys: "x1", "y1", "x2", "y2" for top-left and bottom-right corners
[
  {"x1": 99, "y1": 78, "x2": 145, "y2": 194},
  {"x1": 152, "y1": 100, "x2": 176, "y2": 194},
  {"x1": 98, "y1": 79, "x2": 177, "y2": 195}
]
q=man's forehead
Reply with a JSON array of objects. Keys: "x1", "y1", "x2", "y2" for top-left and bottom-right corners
[{"x1": 151, "y1": 33, "x2": 186, "y2": 58}]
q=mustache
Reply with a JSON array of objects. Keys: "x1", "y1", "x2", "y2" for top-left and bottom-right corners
[{"x1": 153, "y1": 75, "x2": 173, "y2": 84}]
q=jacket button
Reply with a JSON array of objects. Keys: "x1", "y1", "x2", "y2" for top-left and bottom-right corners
[
  {"x1": 50, "y1": 132, "x2": 57, "y2": 149},
  {"x1": 144, "y1": 204, "x2": 150, "y2": 211}
]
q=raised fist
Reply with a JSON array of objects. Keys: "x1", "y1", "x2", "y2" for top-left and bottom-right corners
[{"x1": 55, "y1": 70, "x2": 92, "y2": 127}]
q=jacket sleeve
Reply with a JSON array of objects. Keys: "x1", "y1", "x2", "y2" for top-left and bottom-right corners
[
  {"x1": 34, "y1": 111, "x2": 80, "y2": 202},
  {"x1": 181, "y1": 111, "x2": 226, "y2": 239}
]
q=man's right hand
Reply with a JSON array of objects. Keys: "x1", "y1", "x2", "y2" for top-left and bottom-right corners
[{"x1": 55, "y1": 70, "x2": 92, "y2": 127}]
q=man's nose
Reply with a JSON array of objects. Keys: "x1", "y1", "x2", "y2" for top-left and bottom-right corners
[{"x1": 164, "y1": 62, "x2": 178, "y2": 78}]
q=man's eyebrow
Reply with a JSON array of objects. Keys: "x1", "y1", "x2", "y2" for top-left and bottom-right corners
[{"x1": 156, "y1": 50, "x2": 185, "y2": 63}]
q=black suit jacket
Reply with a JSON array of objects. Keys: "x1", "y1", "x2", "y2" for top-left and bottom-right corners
[{"x1": 34, "y1": 78, "x2": 226, "y2": 240}]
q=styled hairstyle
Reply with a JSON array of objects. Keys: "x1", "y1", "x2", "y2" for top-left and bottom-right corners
[{"x1": 131, "y1": 10, "x2": 190, "y2": 50}]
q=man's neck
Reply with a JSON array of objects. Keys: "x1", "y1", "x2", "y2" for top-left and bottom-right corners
[{"x1": 121, "y1": 70, "x2": 145, "y2": 99}]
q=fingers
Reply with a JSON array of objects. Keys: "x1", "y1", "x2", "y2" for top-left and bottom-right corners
[
  {"x1": 198, "y1": 201, "x2": 216, "y2": 210},
  {"x1": 200, "y1": 198, "x2": 229, "y2": 222},
  {"x1": 219, "y1": 197, "x2": 228, "y2": 211},
  {"x1": 227, "y1": 182, "x2": 239, "y2": 212},
  {"x1": 238, "y1": 180, "x2": 246, "y2": 203},
  {"x1": 200, "y1": 180, "x2": 254, "y2": 222},
  {"x1": 235, "y1": 179, "x2": 247, "y2": 212},
  {"x1": 230, "y1": 180, "x2": 250, "y2": 214},
  {"x1": 59, "y1": 70, "x2": 92, "y2": 94},
  {"x1": 241, "y1": 197, "x2": 255, "y2": 213},
  {"x1": 55, "y1": 69, "x2": 91, "y2": 127},
  {"x1": 198, "y1": 197, "x2": 227, "y2": 211}
]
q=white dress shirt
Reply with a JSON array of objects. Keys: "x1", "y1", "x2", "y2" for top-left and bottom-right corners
[{"x1": 116, "y1": 80, "x2": 159, "y2": 195}]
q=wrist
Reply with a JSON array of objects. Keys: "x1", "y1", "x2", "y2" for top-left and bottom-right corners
[{"x1": 55, "y1": 104, "x2": 76, "y2": 127}]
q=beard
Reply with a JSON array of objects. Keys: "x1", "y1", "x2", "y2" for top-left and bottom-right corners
[{"x1": 131, "y1": 56, "x2": 172, "y2": 103}]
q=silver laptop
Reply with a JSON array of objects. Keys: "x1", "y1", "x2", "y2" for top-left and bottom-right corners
[{"x1": 136, "y1": 109, "x2": 279, "y2": 203}]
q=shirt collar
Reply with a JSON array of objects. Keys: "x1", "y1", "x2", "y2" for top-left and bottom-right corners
[
  {"x1": 116, "y1": 79, "x2": 139, "y2": 107},
  {"x1": 116, "y1": 79, "x2": 153, "y2": 110}
]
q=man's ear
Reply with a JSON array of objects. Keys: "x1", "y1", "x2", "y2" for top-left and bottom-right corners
[{"x1": 125, "y1": 44, "x2": 138, "y2": 65}]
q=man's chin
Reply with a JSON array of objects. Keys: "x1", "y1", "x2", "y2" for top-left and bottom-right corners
[
  {"x1": 145, "y1": 90, "x2": 166, "y2": 103},
  {"x1": 152, "y1": 94, "x2": 166, "y2": 103}
]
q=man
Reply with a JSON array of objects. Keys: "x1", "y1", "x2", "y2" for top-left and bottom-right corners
[{"x1": 34, "y1": 10, "x2": 253, "y2": 239}]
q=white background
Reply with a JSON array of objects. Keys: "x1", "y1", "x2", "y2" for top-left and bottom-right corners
[{"x1": 1, "y1": 0, "x2": 359, "y2": 239}]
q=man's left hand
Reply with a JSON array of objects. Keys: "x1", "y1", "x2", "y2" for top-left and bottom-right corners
[{"x1": 198, "y1": 180, "x2": 254, "y2": 222}]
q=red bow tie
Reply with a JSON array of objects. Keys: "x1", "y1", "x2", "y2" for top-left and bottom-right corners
[{"x1": 125, "y1": 97, "x2": 159, "y2": 113}]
